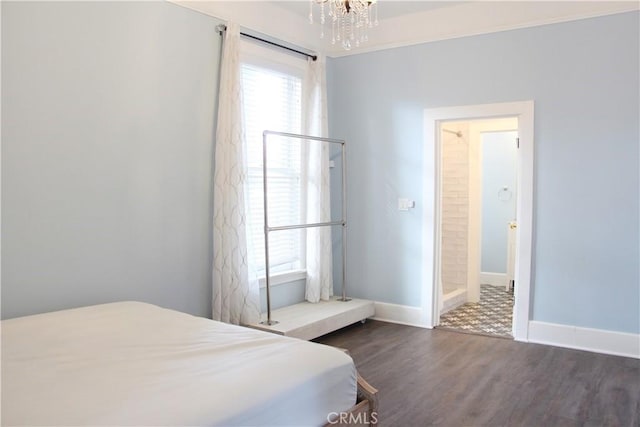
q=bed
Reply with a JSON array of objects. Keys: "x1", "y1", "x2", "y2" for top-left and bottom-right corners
[{"x1": 1, "y1": 301, "x2": 377, "y2": 426}]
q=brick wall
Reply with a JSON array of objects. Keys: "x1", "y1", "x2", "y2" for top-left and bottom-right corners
[{"x1": 441, "y1": 123, "x2": 469, "y2": 293}]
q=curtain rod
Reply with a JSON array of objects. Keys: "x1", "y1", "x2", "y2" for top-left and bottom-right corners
[{"x1": 217, "y1": 24, "x2": 317, "y2": 62}]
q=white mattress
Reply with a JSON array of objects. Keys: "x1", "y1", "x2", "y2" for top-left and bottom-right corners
[{"x1": 1, "y1": 301, "x2": 357, "y2": 426}]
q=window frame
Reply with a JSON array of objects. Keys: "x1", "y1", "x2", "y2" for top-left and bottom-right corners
[{"x1": 239, "y1": 39, "x2": 309, "y2": 285}]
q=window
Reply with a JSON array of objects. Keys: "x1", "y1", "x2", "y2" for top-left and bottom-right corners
[{"x1": 240, "y1": 45, "x2": 306, "y2": 277}]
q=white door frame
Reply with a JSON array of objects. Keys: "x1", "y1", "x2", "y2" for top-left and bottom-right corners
[
  {"x1": 421, "y1": 101, "x2": 534, "y2": 342},
  {"x1": 468, "y1": 119, "x2": 519, "y2": 301}
]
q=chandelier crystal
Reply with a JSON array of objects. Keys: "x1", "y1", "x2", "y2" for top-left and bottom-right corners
[{"x1": 309, "y1": 0, "x2": 379, "y2": 51}]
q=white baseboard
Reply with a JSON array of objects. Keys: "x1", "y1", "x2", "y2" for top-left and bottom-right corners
[
  {"x1": 442, "y1": 288, "x2": 466, "y2": 314},
  {"x1": 528, "y1": 321, "x2": 640, "y2": 359},
  {"x1": 371, "y1": 301, "x2": 429, "y2": 328},
  {"x1": 480, "y1": 272, "x2": 508, "y2": 287}
]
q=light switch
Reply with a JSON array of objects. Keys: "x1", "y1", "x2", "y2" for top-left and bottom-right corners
[{"x1": 398, "y1": 198, "x2": 415, "y2": 211}]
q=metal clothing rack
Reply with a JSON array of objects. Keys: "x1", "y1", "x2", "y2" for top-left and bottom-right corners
[{"x1": 261, "y1": 131, "x2": 349, "y2": 326}]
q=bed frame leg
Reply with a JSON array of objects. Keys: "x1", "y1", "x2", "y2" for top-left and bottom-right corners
[{"x1": 357, "y1": 374, "x2": 378, "y2": 425}]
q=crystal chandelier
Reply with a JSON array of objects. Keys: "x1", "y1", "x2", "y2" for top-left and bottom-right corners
[{"x1": 309, "y1": 0, "x2": 379, "y2": 51}]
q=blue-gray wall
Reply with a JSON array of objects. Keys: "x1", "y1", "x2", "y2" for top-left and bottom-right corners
[
  {"x1": 481, "y1": 131, "x2": 518, "y2": 274},
  {"x1": 327, "y1": 12, "x2": 639, "y2": 334},
  {"x1": 3, "y1": 3, "x2": 639, "y2": 334},
  {"x1": 2, "y1": 1, "x2": 222, "y2": 319}
]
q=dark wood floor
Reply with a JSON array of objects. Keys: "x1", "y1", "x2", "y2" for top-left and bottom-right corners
[{"x1": 315, "y1": 320, "x2": 640, "y2": 427}]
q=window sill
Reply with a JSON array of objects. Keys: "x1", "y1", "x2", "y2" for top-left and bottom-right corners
[{"x1": 258, "y1": 269, "x2": 307, "y2": 289}]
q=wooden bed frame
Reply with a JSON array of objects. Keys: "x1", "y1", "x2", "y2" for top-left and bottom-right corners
[
  {"x1": 324, "y1": 347, "x2": 378, "y2": 427},
  {"x1": 324, "y1": 373, "x2": 378, "y2": 426}
]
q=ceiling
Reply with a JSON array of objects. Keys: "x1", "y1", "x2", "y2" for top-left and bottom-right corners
[
  {"x1": 172, "y1": 1, "x2": 640, "y2": 57},
  {"x1": 271, "y1": 1, "x2": 469, "y2": 21}
]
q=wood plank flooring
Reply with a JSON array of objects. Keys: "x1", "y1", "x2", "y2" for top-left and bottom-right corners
[{"x1": 315, "y1": 320, "x2": 640, "y2": 427}]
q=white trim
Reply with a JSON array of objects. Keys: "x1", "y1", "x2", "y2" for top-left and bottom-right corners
[
  {"x1": 480, "y1": 272, "x2": 509, "y2": 288},
  {"x1": 422, "y1": 101, "x2": 534, "y2": 342},
  {"x1": 170, "y1": 0, "x2": 320, "y2": 54},
  {"x1": 172, "y1": 1, "x2": 639, "y2": 58},
  {"x1": 467, "y1": 118, "x2": 518, "y2": 301},
  {"x1": 441, "y1": 288, "x2": 466, "y2": 314},
  {"x1": 529, "y1": 321, "x2": 640, "y2": 359},
  {"x1": 258, "y1": 269, "x2": 306, "y2": 289},
  {"x1": 331, "y1": 2, "x2": 640, "y2": 58},
  {"x1": 371, "y1": 302, "x2": 428, "y2": 329},
  {"x1": 240, "y1": 38, "x2": 306, "y2": 78}
]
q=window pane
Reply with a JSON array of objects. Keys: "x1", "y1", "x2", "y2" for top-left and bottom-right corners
[{"x1": 241, "y1": 63, "x2": 303, "y2": 274}]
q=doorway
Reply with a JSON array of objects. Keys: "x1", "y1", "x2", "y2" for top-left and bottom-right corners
[
  {"x1": 421, "y1": 101, "x2": 534, "y2": 342},
  {"x1": 437, "y1": 118, "x2": 518, "y2": 338}
]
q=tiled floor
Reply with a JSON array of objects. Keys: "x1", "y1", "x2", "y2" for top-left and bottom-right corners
[{"x1": 438, "y1": 284, "x2": 514, "y2": 338}]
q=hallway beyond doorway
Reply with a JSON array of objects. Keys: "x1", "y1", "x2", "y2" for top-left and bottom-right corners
[{"x1": 439, "y1": 284, "x2": 514, "y2": 338}]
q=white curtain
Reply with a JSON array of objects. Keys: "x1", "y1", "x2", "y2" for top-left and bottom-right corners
[
  {"x1": 303, "y1": 55, "x2": 334, "y2": 303},
  {"x1": 212, "y1": 22, "x2": 260, "y2": 325}
]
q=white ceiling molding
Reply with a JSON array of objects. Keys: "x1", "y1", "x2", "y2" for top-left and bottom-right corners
[
  {"x1": 344, "y1": 1, "x2": 640, "y2": 58},
  {"x1": 170, "y1": 1, "x2": 321, "y2": 52},
  {"x1": 170, "y1": 1, "x2": 640, "y2": 58}
]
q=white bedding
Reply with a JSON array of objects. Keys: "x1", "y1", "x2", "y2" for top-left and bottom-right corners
[{"x1": 1, "y1": 301, "x2": 356, "y2": 426}]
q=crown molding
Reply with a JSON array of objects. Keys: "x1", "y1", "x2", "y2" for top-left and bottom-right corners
[
  {"x1": 328, "y1": 1, "x2": 640, "y2": 57},
  {"x1": 170, "y1": 1, "x2": 640, "y2": 58},
  {"x1": 169, "y1": 1, "x2": 321, "y2": 52}
]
